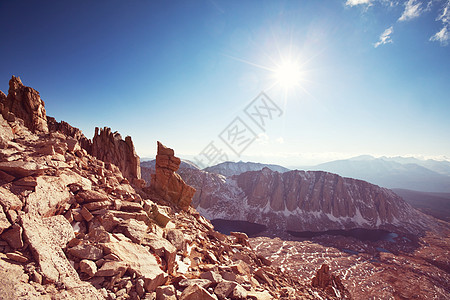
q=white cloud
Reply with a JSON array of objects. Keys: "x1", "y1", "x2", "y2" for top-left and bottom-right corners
[
  {"x1": 430, "y1": 25, "x2": 449, "y2": 44},
  {"x1": 430, "y1": 0, "x2": 450, "y2": 45},
  {"x1": 398, "y1": 0, "x2": 423, "y2": 21},
  {"x1": 374, "y1": 26, "x2": 394, "y2": 47},
  {"x1": 346, "y1": 0, "x2": 372, "y2": 6}
]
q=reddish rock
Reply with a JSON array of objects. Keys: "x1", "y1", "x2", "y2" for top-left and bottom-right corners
[
  {"x1": 47, "y1": 116, "x2": 92, "y2": 152},
  {"x1": 20, "y1": 214, "x2": 80, "y2": 287},
  {"x1": 101, "y1": 240, "x2": 168, "y2": 292},
  {"x1": 68, "y1": 243, "x2": 104, "y2": 260},
  {"x1": 214, "y1": 280, "x2": 238, "y2": 299},
  {"x1": 95, "y1": 260, "x2": 127, "y2": 277},
  {"x1": 311, "y1": 264, "x2": 351, "y2": 299},
  {"x1": 77, "y1": 189, "x2": 109, "y2": 203},
  {"x1": 0, "y1": 76, "x2": 48, "y2": 133},
  {"x1": 91, "y1": 127, "x2": 141, "y2": 185},
  {"x1": 142, "y1": 233, "x2": 177, "y2": 274},
  {"x1": 79, "y1": 259, "x2": 97, "y2": 277},
  {"x1": 0, "y1": 205, "x2": 11, "y2": 234},
  {"x1": 117, "y1": 218, "x2": 148, "y2": 244},
  {"x1": 150, "y1": 142, "x2": 196, "y2": 210},
  {"x1": 0, "y1": 161, "x2": 49, "y2": 178},
  {"x1": 1, "y1": 224, "x2": 23, "y2": 249},
  {"x1": 180, "y1": 284, "x2": 216, "y2": 300},
  {"x1": 156, "y1": 285, "x2": 177, "y2": 300}
]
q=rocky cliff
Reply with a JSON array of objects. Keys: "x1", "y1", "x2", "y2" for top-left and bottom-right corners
[
  {"x1": 0, "y1": 76, "x2": 48, "y2": 133},
  {"x1": 91, "y1": 127, "x2": 143, "y2": 187}
]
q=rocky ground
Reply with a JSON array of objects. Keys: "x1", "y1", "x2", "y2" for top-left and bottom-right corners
[
  {"x1": 250, "y1": 229, "x2": 450, "y2": 299},
  {"x1": 0, "y1": 76, "x2": 351, "y2": 299}
]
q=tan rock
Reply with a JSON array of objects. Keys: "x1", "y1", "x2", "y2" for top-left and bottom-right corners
[
  {"x1": 155, "y1": 285, "x2": 177, "y2": 300},
  {"x1": 118, "y1": 219, "x2": 148, "y2": 244},
  {"x1": 0, "y1": 205, "x2": 11, "y2": 234},
  {"x1": 68, "y1": 243, "x2": 104, "y2": 260},
  {"x1": 101, "y1": 240, "x2": 168, "y2": 292},
  {"x1": 214, "y1": 280, "x2": 237, "y2": 299},
  {"x1": 165, "y1": 228, "x2": 186, "y2": 252},
  {"x1": 95, "y1": 260, "x2": 127, "y2": 277},
  {"x1": 150, "y1": 142, "x2": 196, "y2": 210},
  {"x1": 77, "y1": 189, "x2": 109, "y2": 203},
  {"x1": 180, "y1": 284, "x2": 216, "y2": 300},
  {"x1": 5, "y1": 251, "x2": 29, "y2": 263},
  {"x1": 142, "y1": 233, "x2": 177, "y2": 274},
  {"x1": 79, "y1": 259, "x2": 97, "y2": 277},
  {"x1": 1, "y1": 76, "x2": 48, "y2": 133},
  {"x1": 0, "y1": 161, "x2": 49, "y2": 178},
  {"x1": 91, "y1": 127, "x2": 141, "y2": 184},
  {"x1": 20, "y1": 214, "x2": 80, "y2": 287},
  {"x1": 81, "y1": 206, "x2": 94, "y2": 222}
]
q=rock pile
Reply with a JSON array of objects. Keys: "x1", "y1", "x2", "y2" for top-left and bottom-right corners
[{"x1": 150, "y1": 142, "x2": 196, "y2": 211}]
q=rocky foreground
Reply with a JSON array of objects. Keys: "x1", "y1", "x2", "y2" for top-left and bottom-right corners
[{"x1": 0, "y1": 76, "x2": 353, "y2": 299}]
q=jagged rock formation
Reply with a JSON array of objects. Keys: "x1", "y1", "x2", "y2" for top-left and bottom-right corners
[
  {"x1": 150, "y1": 142, "x2": 196, "y2": 210},
  {"x1": 0, "y1": 76, "x2": 48, "y2": 133},
  {"x1": 91, "y1": 127, "x2": 143, "y2": 187},
  {"x1": 0, "y1": 77, "x2": 340, "y2": 299},
  {"x1": 0, "y1": 76, "x2": 143, "y2": 187}
]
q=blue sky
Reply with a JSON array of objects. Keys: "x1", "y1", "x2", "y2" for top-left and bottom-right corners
[{"x1": 0, "y1": 0, "x2": 449, "y2": 166}]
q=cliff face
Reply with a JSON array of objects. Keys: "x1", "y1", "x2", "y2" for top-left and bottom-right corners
[{"x1": 169, "y1": 166, "x2": 434, "y2": 234}]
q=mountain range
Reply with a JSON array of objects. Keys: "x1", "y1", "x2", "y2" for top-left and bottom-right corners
[{"x1": 306, "y1": 155, "x2": 450, "y2": 193}]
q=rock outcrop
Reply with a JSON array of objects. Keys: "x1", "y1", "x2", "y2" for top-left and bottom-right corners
[
  {"x1": 150, "y1": 142, "x2": 196, "y2": 210},
  {"x1": 311, "y1": 264, "x2": 351, "y2": 299},
  {"x1": 91, "y1": 127, "x2": 143, "y2": 187},
  {"x1": 0, "y1": 76, "x2": 48, "y2": 133}
]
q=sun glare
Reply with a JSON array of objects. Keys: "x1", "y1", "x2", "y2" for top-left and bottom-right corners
[{"x1": 274, "y1": 60, "x2": 302, "y2": 89}]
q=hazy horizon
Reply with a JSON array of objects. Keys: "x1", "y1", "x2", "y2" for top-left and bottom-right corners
[{"x1": 1, "y1": 1, "x2": 449, "y2": 167}]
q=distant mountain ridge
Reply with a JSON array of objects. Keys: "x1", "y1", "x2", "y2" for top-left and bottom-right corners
[
  {"x1": 307, "y1": 155, "x2": 450, "y2": 193},
  {"x1": 204, "y1": 161, "x2": 290, "y2": 177}
]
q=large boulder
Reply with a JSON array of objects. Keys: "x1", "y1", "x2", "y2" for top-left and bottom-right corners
[{"x1": 150, "y1": 142, "x2": 196, "y2": 210}]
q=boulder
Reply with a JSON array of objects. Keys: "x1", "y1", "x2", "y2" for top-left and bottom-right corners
[
  {"x1": 20, "y1": 214, "x2": 80, "y2": 287},
  {"x1": 0, "y1": 161, "x2": 49, "y2": 178},
  {"x1": 79, "y1": 259, "x2": 98, "y2": 277},
  {"x1": 142, "y1": 233, "x2": 177, "y2": 274},
  {"x1": 101, "y1": 240, "x2": 168, "y2": 292},
  {"x1": 180, "y1": 284, "x2": 216, "y2": 300},
  {"x1": 1, "y1": 224, "x2": 23, "y2": 249},
  {"x1": 156, "y1": 285, "x2": 177, "y2": 300}
]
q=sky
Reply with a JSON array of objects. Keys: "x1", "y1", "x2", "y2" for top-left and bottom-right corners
[{"x1": 0, "y1": 0, "x2": 449, "y2": 167}]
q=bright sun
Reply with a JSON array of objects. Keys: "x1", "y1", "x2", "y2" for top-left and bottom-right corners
[{"x1": 273, "y1": 60, "x2": 302, "y2": 89}]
